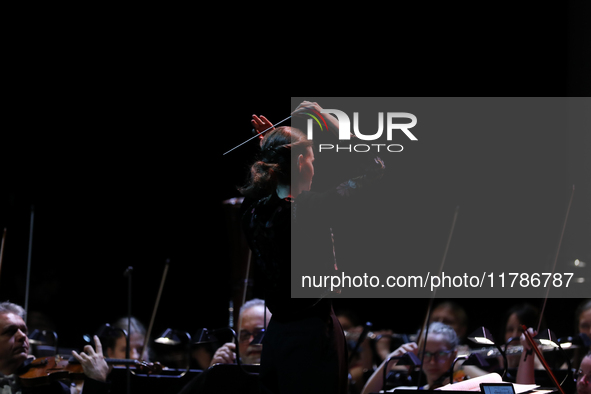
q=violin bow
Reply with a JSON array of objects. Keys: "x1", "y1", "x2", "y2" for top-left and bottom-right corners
[
  {"x1": 509, "y1": 186, "x2": 574, "y2": 394},
  {"x1": 0, "y1": 228, "x2": 6, "y2": 283},
  {"x1": 536, "y1": 185, "x2": 575, "y2": 333},
  {"x1": 417, "y1": 206, "x2": 460, "y2": 343},
  {"x1": 223, "y1": 115, "x2": 292, "y2": 156},
  {"x1": 140, "y1": 259, "x2": 170, "y2": 361},
  {"x1": 24, "y1": 205, "x2": 34, "y2": 324},
  {"x1": 521, "y1": 325, "x2": 566, "y2": 394},
  {"x1": 235, "y1": 249, "x2": 253, "y2": 343},
  {"x1": 416, "y1": 206, "x2": 460, "y2": 389}
]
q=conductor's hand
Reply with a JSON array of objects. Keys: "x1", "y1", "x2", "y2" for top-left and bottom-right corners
[
  {"x1": 251, "y1": 115, "x2": 274, "y2": 143},
  {"x1": 209, "y1": 342, "x2": 236, "y2": 367},
  {"x1": 292, "y1": 101, "x2": 323, "y2": 117},
  {"x1": 71, "y1": 335, "x2": 109, "y2": 382}
]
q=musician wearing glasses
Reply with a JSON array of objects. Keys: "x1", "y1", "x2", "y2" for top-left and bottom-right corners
[
  {"x1": 361, "y1": 322, "x2": 459, "y2": 393},
  {"x1": 209, "y1": 299, "x2": 271, "y2": 367}
]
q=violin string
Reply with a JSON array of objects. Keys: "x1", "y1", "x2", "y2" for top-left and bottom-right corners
[
  {"x1": 223, "y1": 115, "x2": 292, "y2": 156},
  {"x1": 522, "y1": 325, "x2": 566, "y2": 394},
  {"x1": 142, "y1": 260, "x2": 170, "y2": 360}
]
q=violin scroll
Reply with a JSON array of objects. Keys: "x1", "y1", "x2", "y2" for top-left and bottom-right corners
[{"x1": 133, "y1": 360, "x2": 164, "y2": 375}]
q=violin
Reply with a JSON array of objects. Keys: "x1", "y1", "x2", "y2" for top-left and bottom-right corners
[{"x1": 18, "y1": 355, "x2": 163, "y2": 388}]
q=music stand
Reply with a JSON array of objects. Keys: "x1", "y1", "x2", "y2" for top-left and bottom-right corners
[{"x1": 176, "y1": 364, "x2": 260, "y2": 394}]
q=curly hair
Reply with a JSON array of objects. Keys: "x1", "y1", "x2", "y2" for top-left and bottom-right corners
[
  {"x1": 238, "y1": 126, "x2": 313, "y2": 199},
  {"x1": 427, "y1": 321, "x2": 459, "y2": 349}
]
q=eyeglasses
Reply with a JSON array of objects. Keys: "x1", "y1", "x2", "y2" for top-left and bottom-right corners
[
  {"x1": 238, "y1": 328, "x2": 264, "y2": 343},
  {"x1": 576, "y1": 369, "x2": 591, "y2": 383},
  {"x1": 419, "y1": 350, "x2": 453, "y2": 363}
]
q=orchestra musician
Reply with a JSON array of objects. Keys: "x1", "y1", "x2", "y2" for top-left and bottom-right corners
[
  {"x1": 0, "y1": 301, "x2": 109, "y2": 394},
  {"x1": 516, "y1": 326, "x2": 591, "y2": 394},
  {"x1": 568, "y1": 299, "x2": 591, "y2": 372},
  {"x1": 361, "y1": 322, "x2": 460, "y2": 393},
  {"x1": 102, "y1": 316, "x2": 151, "y2": 361},
  {"x1": 502, "y1": 303, "x2": 545, "y2": 371},
  {"x1": 176, "y1": 298, "x2": 271, "y2": 394},
  {"x1": 429, "y1": 301, "x2": 469, "y2": 346},
  {"x1": 209, "y1": 298, "x2": 271, "y2": 367},
  {"x1": 515, "y1": 300, "x2": 591, "y2": 391}
]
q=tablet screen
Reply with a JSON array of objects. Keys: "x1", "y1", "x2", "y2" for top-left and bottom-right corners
[{"x1": 480, "y1": 383, "x2": 516, "y2": 394}]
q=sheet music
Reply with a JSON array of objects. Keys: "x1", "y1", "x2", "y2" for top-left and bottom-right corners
[
  {"x1": 437, "y1": 373, "x2": 503, "y2": 391},
  {"x1": 435, "y1": 373, "x2": 541, "y2": 392}
]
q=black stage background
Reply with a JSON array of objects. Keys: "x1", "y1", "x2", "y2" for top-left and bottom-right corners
[
  {"x1": 1, "y1": 0, "x2": 590, "y2": 368},
  {"x1": 5, "y1": 95, "x2": 588, "y2": 354}
]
